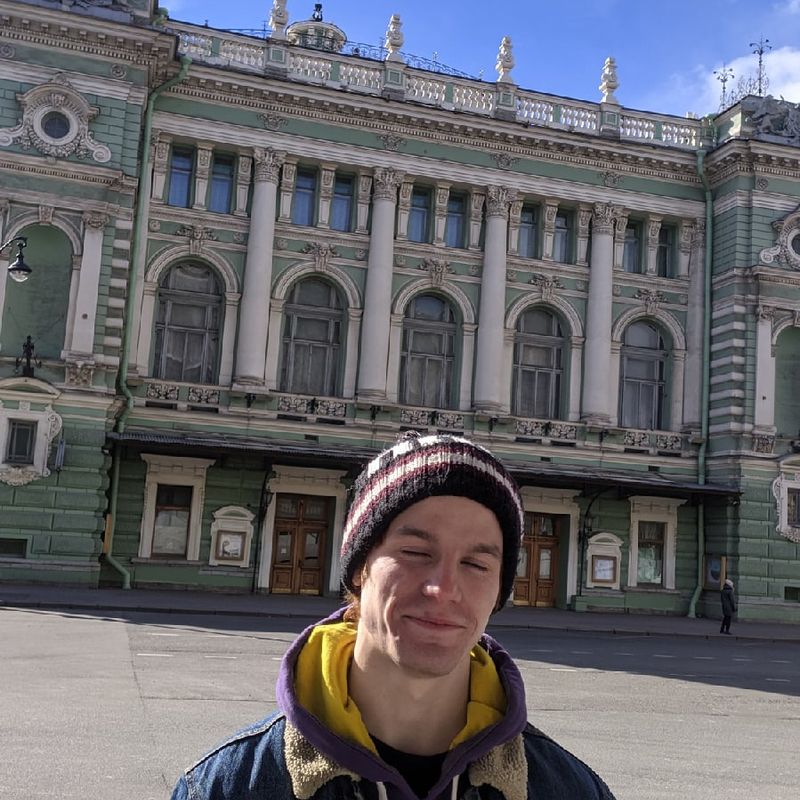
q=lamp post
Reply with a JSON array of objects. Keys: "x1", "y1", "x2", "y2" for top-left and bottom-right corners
[{"x1": 0, "y1": 236, "x2": 32, "y2": 283}]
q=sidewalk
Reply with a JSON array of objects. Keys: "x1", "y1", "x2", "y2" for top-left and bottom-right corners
[{"x1": 1, "y1": 582, "x2": 799, "y2": 642}]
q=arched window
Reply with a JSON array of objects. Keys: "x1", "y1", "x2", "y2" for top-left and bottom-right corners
[
  {"x1": 512, "y1": 308, "x2": 564, "y2": 419},
  {"x1": 280, "y1": 278, "x2": 343, "y2": 396},
  {"x1": 620, "y1": 322, "x2": 667, "y2": 430},
  {"x1": 400, "y1": 294, "x2": 456, "y2": 408},
  {"x1": 154, "y1": 263, "x2": 222, "y2": 383}
]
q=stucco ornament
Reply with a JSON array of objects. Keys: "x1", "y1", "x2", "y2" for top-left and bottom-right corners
[
  {"x1": 496, "y1": 37, "x2": 515, "y2": 84},
  {"x1": 745, "y1": 95, "x2": 800, "y2": 145},
  {"x1": 772, "y1": 472, "x2": 800, "y2": 543},
  {"x1": 0, "y1": 406, "x2": 62, "y2": 487},
  {"x1": 0, "y1": 74, "x2": 111, "y2": 162},
  {"x1": 384, "y1": 14, "x2": 404, "y2": 62},
  {"x1": 599, "y1": 57, "x2": 619, "y2": 104},
  {"x1": 759, "y1": 205, "x2": 800, "y2": 269},
  {"x1": 269, "y1": 0, "x2": 289, "y2": 39}
]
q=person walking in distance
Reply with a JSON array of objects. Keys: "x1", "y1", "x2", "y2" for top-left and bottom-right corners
[
  {"x1": 720, "y1": 578, "x2": 737, "y2": 634},
  {"x1": 171, "y1": 432, "x2": 617, "y2": 799}
]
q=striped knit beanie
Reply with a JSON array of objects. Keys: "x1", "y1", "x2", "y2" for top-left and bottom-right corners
[{"x1": 340, "y1": 432, "x2": 524, "y2": 610}]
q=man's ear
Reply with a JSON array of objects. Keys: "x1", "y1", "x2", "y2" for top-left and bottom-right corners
[{"x1": 352, "y1": 564, "x2": 363, "y2": 589}]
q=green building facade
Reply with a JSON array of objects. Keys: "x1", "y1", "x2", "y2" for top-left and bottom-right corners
[{"x1": 0, "y1": 0, "x2": 798, "y2": 622}]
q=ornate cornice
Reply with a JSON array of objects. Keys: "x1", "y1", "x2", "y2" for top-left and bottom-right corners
[{"x1": 172, "y1": 78, "x2": 701, "y2": 186}]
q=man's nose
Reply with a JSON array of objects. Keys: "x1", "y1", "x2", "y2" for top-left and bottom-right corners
[{"x1": 422, "y1": 560, "x2": 461, "y2": 600}]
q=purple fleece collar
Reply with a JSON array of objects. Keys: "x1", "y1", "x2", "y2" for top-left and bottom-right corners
[{"x1": 275, "y1": 606, "x2": 528, "y2": 797}]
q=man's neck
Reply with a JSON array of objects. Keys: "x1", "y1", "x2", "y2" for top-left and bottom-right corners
[{"x1": 348, "y1": 648, "x2": 471, "y2": 756}]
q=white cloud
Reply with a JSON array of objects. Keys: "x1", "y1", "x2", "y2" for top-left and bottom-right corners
[{"x1": 776, "y1": 0, "x2": 800, "y2": 13}]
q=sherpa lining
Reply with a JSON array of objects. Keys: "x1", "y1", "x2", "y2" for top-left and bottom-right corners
[
  {"x1": 284, "y1": 721, "x2": 359, "y2": 799},
  {"x1": 468, "y1": 733, "x2": 527, "y2": 800}
]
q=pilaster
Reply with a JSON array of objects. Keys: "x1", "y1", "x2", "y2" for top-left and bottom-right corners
[
  {"x1": 278, "y1": 157, "x2": 297, "y2": 222},
  {"x1": 433, "y1": 183, "x2": 451, "y2": 246},
  {"x1": 612, "y1": 208, "x2": 630, "y2": 270},
  {"x1": 317, "y1": 163, "x2": 336, "y2": 229},
  {"x1": 234, "y1": 153, "x2": 252, "y2": 217},
  {"x1": 192, "y1": 142, "x2": 213, "y2": 211},
  {"x1": 355, "y1": 170, "x2": 373, "y2": 234},
  {"x1": 395, "y1": 177, "x2": 414, "y2": 240},
  {"x1": 151, "y1": 131, "x2": 171, "y2": 203},
  {"x1": 507, "y1": 198, "x2": 523, "y2": 256},
  {"x1": 69, "y1": 211, "x2": 109, "y2": 356},
  {"x1": 468, "y1": 191, "x2": 485, "y2": 250},
  {"x1": 541, "y1": 199, "x2": 558, "y2": 261},
  {"x1": 576, "y1": 204, "x2": 592, "y2": 266},
  {"x1": 645, "y1": 214, "x2": 662, "y2": 275}
]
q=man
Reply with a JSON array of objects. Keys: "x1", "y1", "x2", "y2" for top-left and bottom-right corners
[
  {"x1": 720, "y1": 578, "x2": 737, "y2": 635},
  {"x1": 172, "y1": 433, "x2": 616, "y2": 799}
]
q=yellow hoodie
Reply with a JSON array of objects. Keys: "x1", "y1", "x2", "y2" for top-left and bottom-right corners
[{"x1": 295, "y1": 621, "x2": 507, "y2": 754}]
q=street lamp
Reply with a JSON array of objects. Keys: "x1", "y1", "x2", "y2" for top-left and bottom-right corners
[{"x1": 0, "y1": 236, "x2": 32, "y2": 283}]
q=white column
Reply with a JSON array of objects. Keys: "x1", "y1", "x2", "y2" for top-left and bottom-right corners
[
  {"x1": 343, "y1": 308, "x2": 361, "y2": 399},
  {"x1": 670, "y1": 350, "x2": 686, "y2": 432},
  {"x1": 582, "y1": 202, "x2": 617, "y2": 425},
  {"x1": 235, "y1": 148, "x2": 284, "y2": 385},
  {"x1": 136, "y1": 282, "x2": 157, "y2": 374},
  {"x1": 459, "y1": 322, "x2": 477, "y2": 411},
  {"x1": 70, "y1": 212, "x2": 109, "y2": 356},
  {"x1": 356, "y1": 167, "x2": 403, "y2": 401},
  {"x1": 264, "y1": 298, "x2": 284, "y2": 390},
  {"x1": 682, "y1": 219, "x2": 704, "y2": 429},
  {"x1": 474, "y1": 186, "x2": 514, "y2": 411},
  {"x1": 754, "y1": 307, "x2": 777, "y2": 429},
  {"x1": 218, "y1": 292, "x2": 240, "y2": 386},
  {"x1": 568, "y1": 337, "x2": 583, "y2": 421},
  {"x1": 61, "y1": 254, "x2": 81, "y2": 357}
]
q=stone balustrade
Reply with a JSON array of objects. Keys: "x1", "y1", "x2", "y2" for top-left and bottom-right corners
[{"x1": 169, "y1": 22, "x2": 704, "y2": 151}]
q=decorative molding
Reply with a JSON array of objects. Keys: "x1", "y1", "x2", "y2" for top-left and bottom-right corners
[
  {"x1": 146, "y1": 383, "x2": 179, "y2": 401},
  {"x1": 175, "y1": 224, "x2": 218, "y2": 254},
  {"x1": 529, "y1": 272, "x2": 563, "y2": 301},
  {"x1": 0, "y1": 44, "x2": 16, "y2": 59},
  {"x1": 602, "y1": 170, "x2": 621, "y2": 187},
  {"x1": 252, "y1": 147, "x2": 285, "y2": 183},
  {"x1": 654, "y1": 433, "x2": 682, "y2": 452},
  {"x1": 759, "y1": 205, "x2": 800, "y2": 269},
  {"x1": 110, "y1": 64, "x2": 128, "y2": 80},
  {"x1": 756, "y1": 177, "x2": 770, "y2": 191},
  {"x1": 515, "y1": 419, "x2": 547, "y2": 437},
  {"x1": 420, "y1": 257, "x2": 453, "y2": 287},
  {"x1": 492, "y1": 153, "x2": 520, "y2": 170},
  {"x1": 623, "y1": 430, "x2": 650, "y2": 447},
  {"x1": 187, "y1": 387, "x2": 220, "y2": 405},
  {"x1": 148, "y1": 219, "x2": 161, "y2": 232},
  {"x1": 486, "y1": 186, "x2": 517, "y2": 217},
  {"x1": 301, "y1": 242, "x2": 338, "y2": 272},
  {"x1": 0, "y1": 73, "x2": 111, "y2": 162},
  {"x1": 82, "y1": 211, "x2": 109, "y2": 229},
  {"x1": 354, "y1": 249, "x2": 367, "y2": 260},
  {"x1": 275, "y1": 237, "x2": 289, "y2": 250},
  {"x1": 635, "y1": 288, "x2": 666, "y2": 314},
  {"x1": 378, "y1": 133, "x2": 406, "y2": 151},
  {"x1": 592, "y1": 202, "x2": 617, "y2": 234},
  {"x1": 259, "y1": 112, "x2": 287, "y2": 131},
  {"x1": 752, "y1": 433, "x2": 775, "y2": 454},
  {"x1": 400, "y1": 408, "x2": 431, "y2": 427},
  {"x1": 373, "y1": 167, "x2": 404, "y2": 200},
  {"x1": 65, "y1": 361, "x2": 95, "y2": 387},
  {"x1": 755, "y1": 304, "x2": 777, "y2": 321}
]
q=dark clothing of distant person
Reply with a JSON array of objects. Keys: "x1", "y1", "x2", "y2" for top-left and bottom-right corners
[{"x1": 720, "y1": 580, "x2": 737, "y2": 634}]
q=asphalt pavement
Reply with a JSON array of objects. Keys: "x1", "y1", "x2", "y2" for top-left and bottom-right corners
[{"x1": 2, "y1": 582, "x2": 799, "y2": 642}]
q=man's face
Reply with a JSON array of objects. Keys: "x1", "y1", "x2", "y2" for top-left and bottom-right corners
[{"x1": 352, "y1": 495, "x2": 503, "y2": 680}]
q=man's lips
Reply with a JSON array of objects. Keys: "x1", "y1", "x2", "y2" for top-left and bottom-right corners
[{"x1": 404, "y1": 614, "x2": 467, "y2": 630}]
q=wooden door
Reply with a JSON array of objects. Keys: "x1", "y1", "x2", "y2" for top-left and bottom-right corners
[
  {"x1": 513, "y1": 513, "x2": 561, "y2": 607},
  {"x1": 270, "y1": 494, "x2": 329, "y2": 595}
]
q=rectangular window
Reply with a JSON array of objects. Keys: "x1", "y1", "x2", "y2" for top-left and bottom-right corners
[
  {"x1": 637, "y1": 521, "x2": 665, "y2": 585},
  {"x1": 518, "y1": 206, "x2": 538, "y2": 258},
  {"x1": 623, "y1": 223, "x2": 642, "y2": 273},
  {"x1": 6, "y1": 420, "x2": 36, "y2": 465},
  {"x1": 152, "y1": 484, "x2": 193, "y2": 557},
  {"x1": 656, "y1": 225, "x2": 675, "y2": 277},
  {"x1": 292, "y1": 169, "x2": 317, "y2": 227},
  {"x1": 167, "y1": 146, "x2": 195, "y2": 208},
  {"x1": 788, "y1": 488, "x2": 800, "y2": 526},
  {"x1": 553, "y1": 211, "x2": 572, "y2": 263},
  {"x1": 408, "y1": 188, "x2": 431, "y2": 243},
  {"x1": 208, "y1": 154, "x2": 235, "y2": 213},
  {"x1": 444, "y1": 193, "x2": 467, "y2": 248},
  {"x1": 330, "y1": 175, "x2": 354, "y2": 232}
]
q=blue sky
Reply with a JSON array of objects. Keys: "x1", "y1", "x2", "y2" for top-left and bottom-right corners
[{"x1": 160, "y1": 1, "x2": 800, "y2": 117}]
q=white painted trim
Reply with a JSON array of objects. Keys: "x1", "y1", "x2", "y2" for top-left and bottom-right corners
[
  {"x1": 0, "y1": 401, "x2": 62, "y2": 485},
  {"x1": 208, "y1": 506, "x2": 255, "y2": 568},
  {"x1": 138, "y1": 455, "x2": 215, "y2": 561},
  {"x1": 585, "y1": 532, "x2": 623, "y2": 590},
  {"x1": 627, "y1": 495, "x2": 685, "y2": 590},
  {"x1": 518, "y1": 486, "x2": 581, "y2": 604},
  {"x1": 255, "y1": 465, "x2": 348, "y2": 594}
]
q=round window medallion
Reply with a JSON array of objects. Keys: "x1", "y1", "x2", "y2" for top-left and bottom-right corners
[
  {"x1": 41, "y1": 111, "x2": 71, "y2": 141},
  {"x1": 791, "y1": 233, "x2": 800, "y2": 257}
]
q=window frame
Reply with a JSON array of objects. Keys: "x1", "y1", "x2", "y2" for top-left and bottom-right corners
[
  {"x1": 444, "y1": 192, "x2": 467, "y2": 249},
  {"x1": 408, "y1": 187, "x2": 432, "y2": 243},
  {"x1": 552, "y1": 210, "x2": 573, "y2": 263},
  {"x1": 5, "y1": 419, "x2": 36, "y2": 465},
  {"x1": 330, "y1": 174, "x2": 355, "y2": 232},
  {"x1": 167, "y1": 145, "x2": 195, "y2": 208},
  {"x1": 771, "y1": 464, "x2": 800, "y2": 544},
  {"x1": 151, "y1": 483, "x2": 194, "y2": 558},
  {"x1": 623, "y1": 221, "x2": 643, "y2": 274},
  {"x1": 138, "y1": 454, "x2": 215, "y2": 561},
  {"x1": 511, "y1": 308, "x2": 564, "y2": 420},
  {"x1": 518, "y1": 205, "x2": 539, "y2": 259},
  {"x1": 620, "y1": 322, "x2": 667, "y2": 430},
  {"x1": 399, "y1": 294, "x2": 457, "y2": 409},
  {"x1": 153, "y1": 263, "x2": 223, "y2": 385},
  {"x1": 656, "y1": 224, "x2": 675, "y2": 277},
  {"x1": 279, "y1": 278, "x2": 344, "y2": 398},
  {"x1": 292, "y1": 167, "x2": 318, "y2": 227},
  {"x1": 208, "y1": 153, "x2": 236, "y2": 214},
  {"x1": 0, "y1": 404, "x2": 62, "y2": 486},
  {"x1": 627, "y1": 496, "x2": 685, "y2": 590}
]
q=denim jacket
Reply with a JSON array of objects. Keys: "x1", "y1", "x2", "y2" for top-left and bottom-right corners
[{"x1": 171, "y1": 610, "x2": 616, "y2": 800}]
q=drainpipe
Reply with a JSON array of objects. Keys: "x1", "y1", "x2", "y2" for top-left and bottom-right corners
[
  {"x1": 102, "y1": 56, "x2": 192, "y2": 588},
  {"x1": 688, "y1": 148, "x2": 713, "y2": 618}
]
